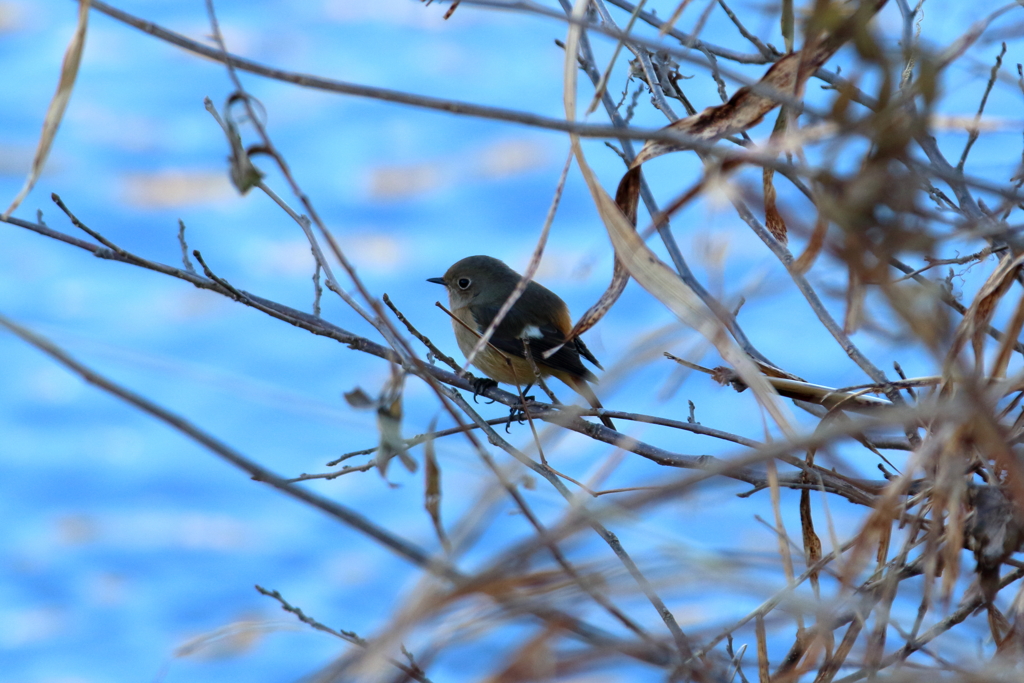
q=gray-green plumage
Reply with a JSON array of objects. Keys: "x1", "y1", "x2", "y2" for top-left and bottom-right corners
[{"x1": 428, "y1": 255, "x2": 614, "y2": 430}]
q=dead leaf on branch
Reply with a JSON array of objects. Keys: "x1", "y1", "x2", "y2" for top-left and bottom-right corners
[
  {"x1": 563, "y1": 0, "x2": 796, "y2": 435},
  {"x1": 630, "y1": 0, "x2": 889, "y2": 165},
  {"x1": 344, "y1": 367, "x2": 415, "y2": 476},
  {"x1": 762, "y1": 108, "x2": 792, "y2": 244},
  {"x1": 423, "y1": 420, "x2": 449, "y2": 551},
  {"x1": 568, "y1": 0, "x2": 889, "y2": 366},
  {"x1": 204, "y1": 94, "x2": 265, "y2": 196},
  {"x1": 4, "y1": 0, "x2": 91, "y2": 218},
  {"x1": 944, "y1": 253, "x2": 1024, "y2": 377}
]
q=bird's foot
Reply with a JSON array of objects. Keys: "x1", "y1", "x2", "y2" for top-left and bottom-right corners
[
  {"x1": 504, "y1": 395, "x2": 537, "y2": 433},
  {"x1": 470, "y1": 376, "x2": 498, "y2": 404}
]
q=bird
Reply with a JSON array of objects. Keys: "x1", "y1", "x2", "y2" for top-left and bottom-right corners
[{"x1": 428, "y1": 255, "x2": 615, "y2": 430}]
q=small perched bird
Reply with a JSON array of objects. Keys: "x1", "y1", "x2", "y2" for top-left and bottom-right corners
[{"x1": 428, "y1": 255, "x2": 615, "y2": 430}]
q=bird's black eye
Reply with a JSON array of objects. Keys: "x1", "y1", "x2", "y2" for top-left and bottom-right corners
[{"x1": 457, "y1": 277, "x2": 471, "y2": 290}]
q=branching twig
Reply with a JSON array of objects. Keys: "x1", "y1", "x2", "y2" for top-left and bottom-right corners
[{"x1": 255, "y1": 585, "x2": 434, "y2": 683}]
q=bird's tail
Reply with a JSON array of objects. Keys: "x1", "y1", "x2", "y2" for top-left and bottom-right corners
[{"x1": 565, "y1": 376, "x2": 616, "y2": 431}]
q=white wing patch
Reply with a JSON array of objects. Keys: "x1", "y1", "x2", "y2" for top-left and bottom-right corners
[{"x1": 522, "y1": 325, "x2": 544, "y2": 339}]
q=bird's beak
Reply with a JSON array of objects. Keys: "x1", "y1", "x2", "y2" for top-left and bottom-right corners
[{"x1": 426, "y1": 277, "x2": 446, "y2": 285}]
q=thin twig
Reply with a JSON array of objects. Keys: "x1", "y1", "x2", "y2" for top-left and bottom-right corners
[
  {"x1": 0, "y1": 308, "x2": 673, "y2": 667},
  {"x1": 255, "y1": 585, "x2": 434, "y2": 683},
  {"x1": 956, "y1": 42, "x2": 1007, "y2": 171},
  {"x1": 0, "y1": 212, "x2": 903, "y2": 501},
  {"x1": 384, "y1": 293, "x2": 463, "y2": 376},
  {"x1": 52, "y1": 193, "x2": 129, "y2": 257},
  {"x1": 177, "y1": 219, "x2": 196, "y2": 274}
]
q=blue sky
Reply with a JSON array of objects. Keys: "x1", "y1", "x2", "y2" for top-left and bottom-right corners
[{"x1": 2, "y1": 0, "x2": 1023, "y2": 680}]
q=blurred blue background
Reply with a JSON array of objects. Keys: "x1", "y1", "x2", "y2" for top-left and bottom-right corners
[{"x1": 2, "y1": 0, "x2": 1023, "y2": 680}]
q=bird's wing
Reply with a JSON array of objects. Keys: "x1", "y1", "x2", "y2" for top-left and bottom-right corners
[
  {"x1": 573, "y1": 336, "x2": 604, "y2": 371},
  {"x1": 471, "y1": 304, "x2": 598, "y2": 383}
]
